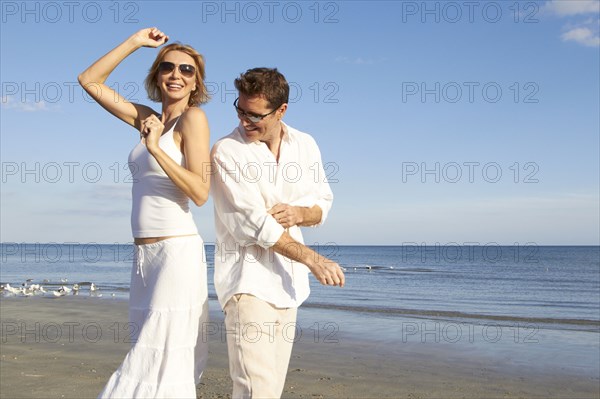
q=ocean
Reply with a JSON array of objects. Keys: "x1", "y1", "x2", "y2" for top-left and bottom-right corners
[
  {"x1": 1, "y1": 244, "x2": 598, "y2": 331},
  {"x1": 2, "y1": 243, "x2": 599, "y2": 379}
]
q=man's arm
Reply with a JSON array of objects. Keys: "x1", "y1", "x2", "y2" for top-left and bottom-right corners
[
  {"x1": 211, "y1": 143, "x2": 285, "y2": 247},
  {"x1": 271, "y1": 231, "x2": 345, "y2": 287},
  {"x1": 269, "y1": 135, "x2": 333, "y2": 228}
]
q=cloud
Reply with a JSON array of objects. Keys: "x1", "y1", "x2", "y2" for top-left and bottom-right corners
[
  {"x1": 52, "y1": 208, "x2": 130, "y2": 218},
  {"x1": 543, "y1": 0, "x2": 599, "y2": 16},
  {"x1": 561, "y1": 26, "x2": 600, "y2": 46},
  {"x1": 1, "y1": 95, "x2": 58, "y2": 112},
  {"x1": 81, "y1": 184, "x2": 132, "y2": 203},
  {"x1": 543, "y1": 0, "x2": 600, "y2": 47}
]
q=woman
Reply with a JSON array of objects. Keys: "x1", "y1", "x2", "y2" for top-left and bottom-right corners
[{"x1": 78, "y1": 28, "x2": 210, "y2": 398}]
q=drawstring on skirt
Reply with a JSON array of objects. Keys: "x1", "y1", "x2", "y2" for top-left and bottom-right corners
[{"x1": 136, "y1": 245, "x2": 147, "y2": 287}]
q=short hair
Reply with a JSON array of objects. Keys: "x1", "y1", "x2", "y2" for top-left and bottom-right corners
[
  {"x1": 144, "y1": 43, "x2": 210, "y2": 107},
  {"x1": 234, "y1": 67, "x2": 289, "y2": 109}
]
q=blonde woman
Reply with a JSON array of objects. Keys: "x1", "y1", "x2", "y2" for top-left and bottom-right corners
[{"x1": 78, "y1": 28, "x2": 210, "y2": 398}]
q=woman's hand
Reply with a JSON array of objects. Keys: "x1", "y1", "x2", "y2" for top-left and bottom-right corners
[
  {"x1": 131, "y1": 27, "x2": 169, "y2": 48},
  {"x1": 141, "y1": 115, "x2": 164, "y2": 153},
  {"x1": 139, "y1": 109, "x2": 211, "y2": 207}
]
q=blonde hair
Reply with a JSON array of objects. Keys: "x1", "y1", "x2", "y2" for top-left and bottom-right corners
[{"x1": 144, "y1": 43, "x2": 210, "y2": 106}]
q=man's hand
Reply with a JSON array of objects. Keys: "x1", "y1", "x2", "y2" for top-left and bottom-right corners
[
  {"x1": 307, "y1": 255, "x2": 345, "y2": 287},
  {"x1": 268, "y1": 203, "x2": 304, "y2": 228}
]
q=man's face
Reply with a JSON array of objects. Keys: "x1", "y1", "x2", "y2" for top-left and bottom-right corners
[{"x1": 235, "y1": 94, "x2": 287, "y2": 145}]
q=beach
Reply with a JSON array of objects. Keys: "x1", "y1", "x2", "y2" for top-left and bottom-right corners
[{"x1": 1, "y1": 296, "x2": 598, "y2": 399}]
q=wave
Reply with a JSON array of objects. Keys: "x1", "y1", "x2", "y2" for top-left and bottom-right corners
[{"x1": 302, "y1": 301, "x2": 600, "y2": 328}]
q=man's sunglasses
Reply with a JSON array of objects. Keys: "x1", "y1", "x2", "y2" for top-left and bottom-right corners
[
  {"x1": 233, "y1": 97, "x2": 281, "y2": 123},
  {"x1": 158, "y1": 62, "x2": 196, "y2": 78}
]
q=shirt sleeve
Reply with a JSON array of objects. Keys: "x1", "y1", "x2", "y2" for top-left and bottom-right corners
[
  {"x1": 211, "y1": 143, "x2": 285, "y2": 249},
  {"x1": 307, "y1": 136, "x2": 334, "y2": 226}
]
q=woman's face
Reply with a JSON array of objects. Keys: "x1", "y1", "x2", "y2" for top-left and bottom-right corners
[{"x1": 156, "y1": 50, "x2": 197, "y2": 105}]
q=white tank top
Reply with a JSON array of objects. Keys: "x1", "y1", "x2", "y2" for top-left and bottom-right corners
[{"x1": 128, "y1": 119, "x2": 198, "y2": 238}]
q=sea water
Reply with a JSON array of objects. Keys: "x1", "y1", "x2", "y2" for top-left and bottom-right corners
[
  {"x1": 2, "y1": 243, "x2": 599, "y2": 378},
  {"x1": 1, "y1": 244, "x2": 598, "y2": 329}
]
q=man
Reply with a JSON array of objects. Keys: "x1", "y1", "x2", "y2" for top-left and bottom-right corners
[{"x1": 211, "y1": 67, "x2": 345, "y2": 399}]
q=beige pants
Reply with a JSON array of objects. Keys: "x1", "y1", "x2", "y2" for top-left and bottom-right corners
[{"x1": 224, "y1": 294, "x2": 298, "y2": 399}]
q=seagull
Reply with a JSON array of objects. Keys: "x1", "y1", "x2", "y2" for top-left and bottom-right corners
[
  {"x1": 23, "y1": 284, "x2": 42, "y2": 296},
  {"x1": 90, "y1": 283, "x2": 97, "y2": 292},
  {"x1": 61, "y1": 278, "x2": 68, "y2": 283},
  {"x1": 59, "y1": 285, "x2": 72, "y2": 294},
  {"x1": 72, "y1": 284, "x2": 80, "y2": 295},
  {"x1": 3, "y1": 284, "x2": 21, "y2": 295}
]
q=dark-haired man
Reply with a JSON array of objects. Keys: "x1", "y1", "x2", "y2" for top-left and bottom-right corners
[{"x1": 211, "y1": 67, "x2": 345, "y2": 398}]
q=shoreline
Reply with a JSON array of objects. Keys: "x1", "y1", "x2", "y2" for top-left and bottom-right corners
[{"x1": 1, "y1": 296, "x2": 599, "y2": 398}]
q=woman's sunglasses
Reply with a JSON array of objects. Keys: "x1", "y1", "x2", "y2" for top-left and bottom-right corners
[{"x1": 158, "y1": 62, "x2": 196, "y2": 78}]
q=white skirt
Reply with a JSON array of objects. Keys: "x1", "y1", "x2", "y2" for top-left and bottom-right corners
[{"x1": 98, "y1": 235, "x2": 209, "y2": 399}]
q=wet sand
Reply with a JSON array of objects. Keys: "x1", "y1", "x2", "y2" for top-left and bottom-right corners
[{"x1": 1, "y1": 296, "x2": 598, "y2": 398}]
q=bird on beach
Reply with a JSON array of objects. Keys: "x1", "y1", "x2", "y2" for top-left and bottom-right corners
[
  {"x1": 72, "y1": 284, "x2": 80, "y2": 295},
  {"x1": 2, "y1": 283, "x2": 48, "y2": 297},
  {"x1": 3, "y1": 284, "x2": 22, "y2": 295},
  {"x1": 21, "y1": 279, "x2": 33, "y2": 288},
  {"x1": 52, "y1": 285, "x2": 72, "y2": 297},
  {"x1": 90, "y1": 283, "x2": 98, "y2": 292},
  {"x1": 23, "y1": 284, "x2": 39, "y2": 296},
  {"x1": 51, "y1": 285, "x2": 72, "y2": 297}
]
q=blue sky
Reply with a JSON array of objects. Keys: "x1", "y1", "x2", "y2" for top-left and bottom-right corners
[{"x1": 1, "y1": 0, "x2": 599, "y2": 245}]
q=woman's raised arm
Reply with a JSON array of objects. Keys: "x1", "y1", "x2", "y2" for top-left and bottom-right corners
[{"x1": 78, "y1": 28, "x2": 168, "y2": 130}]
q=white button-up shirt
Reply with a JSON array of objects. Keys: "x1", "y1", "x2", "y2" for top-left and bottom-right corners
[{"x1": 211, "y1": 122, "x2": 334, "y2": 309}]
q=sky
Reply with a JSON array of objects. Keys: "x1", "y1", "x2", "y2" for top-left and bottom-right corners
[{"x1": 1, "y1": 0, "x2": 599, "y2": 246}]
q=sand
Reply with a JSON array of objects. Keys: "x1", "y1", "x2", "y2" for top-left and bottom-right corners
[{"x1": 1, "y1": 296, "x2": 598, "y2": 399}]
